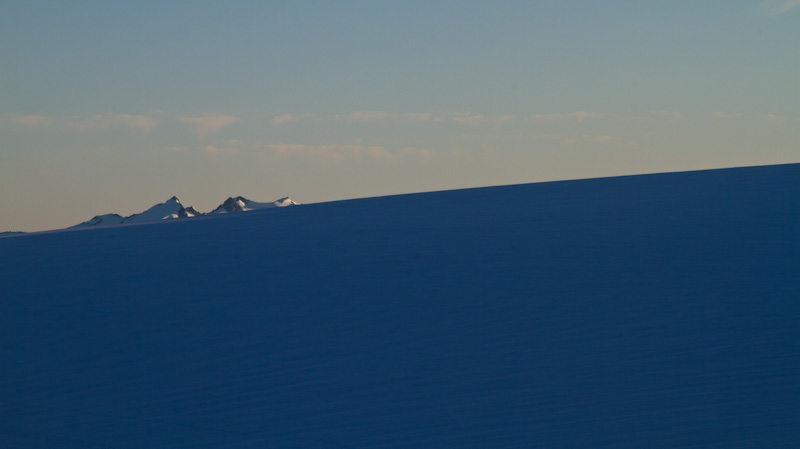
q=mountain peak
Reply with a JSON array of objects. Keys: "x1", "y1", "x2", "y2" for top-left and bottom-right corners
[
  {"x1": 209, "y1": 196, "x2": 299, "y2": 214},
  {"x1": 69, "y1": 213, "x2": 125, "y2": 229},
  {"x1": 275, "y1": 197, "x2": 299, "y2": 207},
  {"x1": 71, "y1": 195, "x2": 299, "y2": 228},
  {"x1": 216, "y1": 197, "x2": 248, "y2": 213}
]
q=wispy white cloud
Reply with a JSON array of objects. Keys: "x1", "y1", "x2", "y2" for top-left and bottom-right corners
[
  {"x1": 5, "y1": 113, "x2": 157, "y2": 133},
  {"x1": 492, "y1": 115, "x2": 517, "y2": 126},
  {"x1": 178, "y1": 114, "x2": 239, "y2": 135},
  {"x1": 613, "y1": 114, "x2": 647, "y2": 121},
  {"x1": 593, "y1": 135, "x2": 616, "y2": 142},
  {"x1": 63, "y1": 113, "x2": 158, "y2": 133},
  {"x1": 263, "y1": 143, "x2": 430, "y2": 163},
  {"x1": 527, "y1": 112, "x2": 602, "y2": 122},
  {"x1": 165, "y1": 140, "x2": 242, "y2": 155},
  {"x1": 335, "y1": 111, "x2": 441, "y2": 123},
  {"x1": 570, "y1": 111, "x2": 602, "y2": 120},
  {"x1": 270, "y1": 113, "x2": 300, "y2": 126},
  {"x1": 200, "y1": 140, "x2": 242, "y2": 154},
  {"x1": 760, "y1": 113, "x2": 785, "y2": 121},
  {"x1": 9, "y1": 114, "x2": 53, "y2": 128},
  {"x1": 331, "y1": 110, "x2": 608, "y2": 126},
  {"x1": 528, "y1": 113, "x2": 564, "y2": 121},
  {"x1": 762, "y1": 0, "x2": 800, "y2": 15},
  {"x1": 401, "y1": 112, "x2": 439, "y2": 122},
  {"x1": 451, "y1": 113, "x2": 487, "y2": 126},
  {"x1": 451, "y1": 113, "x2": 515, "y2": 127},
  {"x1": 337, "y1": 111, "x2": 518, "y2": 126},
  {"x1": 199, "y1": 145, "x2": 238, "y2": 154},
  {"x1": 712, "y1": 111, "x2": 744, "y2": 119},
  {"x1": 527, "y1": 134, "x2": 616, "y2": 145},
  {"x1": 396, "y1": 146, "x2": 432, "y2": 161},
  {"x1": 336, "y1": 111, "x2": 393, "y2": 122}
]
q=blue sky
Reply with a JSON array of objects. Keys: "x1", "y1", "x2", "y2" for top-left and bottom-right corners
[{"x1": 2, "y1": 0, "x2": 798, "y2": 231}]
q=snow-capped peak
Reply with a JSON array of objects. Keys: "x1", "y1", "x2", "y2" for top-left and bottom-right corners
[
  {"x1": 71, "y1": 195, "x2": 299, "y2": 228},
  {"x1": 122, "y1": 197, "x2": 186, "y2": 224},
  {"x1": 209, "y1": 196, "x2": 300, "y2": 214},
  {"x1": 274, "y1": 197, "x2": 300, "y2": 207}
]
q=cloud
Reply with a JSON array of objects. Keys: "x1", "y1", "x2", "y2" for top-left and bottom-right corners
[
  {"x1": 335, "y1": 111, "x2": 519, "y2": 125},
  {"x1": 762, "y1": 0, "x2": 800, "y2": 14},
  {"x1": 492, "y1": 115, "x2": 516, "y2": 126},
  {"x1": 612, "y1": 114, "x2": 647, "y2": 121},
  {"x1": 570, "y1": 111, "x2": 602, "y2": 119},
  {"x1": 451, "y1": 113, "x2": 487, "y2": 126},
  {"x1": 712, "y1": 111, "x2": 744, "y2": 119},
  {"x1": 270, "y1": 113, "x2": 300, "y2": 126},
  {"x1": 451, "y1": 113, "x2": 515, "y2": 127},
  {"x1": 330, "y1": 110, "x2": 607, "y2": 126},
  {"x1": 527, "y1": 134, "x2": 616, "y2": 145},
  {"x1": 9, "y1": 114, "x2": 52, "y2": 128},
  {"x1": 400, "y1": 112, "x2": 440, "y2": 122},
  {"x1": 336, "y1": 111, "x2": 393, "y2": 122},
  {"x1": 178, "y1": 114, "x2": 239, "y2": 135},
  {"x1": 593, "y1": 135, "x2": 616, "y2": 142},
  {"x1": 760, "y1": 114, "x2": 785, "y2": 121},
  {"x1": 335, "y1": 111, "x2": 441, "y2": 123},
  {"x1": 6, "y1": 113, "x2": 157, "y2": 133},
  {"x1": 63, "y1": 113, "x2": 158, "y2": 133},
  {"x1": 529, "y1": 113, "x2": 564, "y2": 121},
  {"x1": 199, "y1": 139, "x2": 242, "y2": 154},
  {"x1": 527, "y1": 112, "x2": 602, "y2": 122},
  {"x1": 166, "y1": 140, "x2": 242, "y2": 155},
  {"x1": 263, "y1": 143, "x2": 430, "y2": 163}
]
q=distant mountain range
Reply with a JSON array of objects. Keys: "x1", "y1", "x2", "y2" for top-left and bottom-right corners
[{"x1": 70, "y1": 196, "x2": 299, "y2": 229}]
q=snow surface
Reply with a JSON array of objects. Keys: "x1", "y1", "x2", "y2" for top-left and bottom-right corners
[
  {"x1": 69, "y1": 213, "x2": 124, "y2": 228},
  {"x1": 1, "y1": 164, "x2": 799, "y2": 448}
]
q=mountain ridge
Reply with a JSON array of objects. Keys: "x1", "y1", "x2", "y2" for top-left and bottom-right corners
[{"x1": 70, "y1": 195, "x2": 299, "y2": 229}]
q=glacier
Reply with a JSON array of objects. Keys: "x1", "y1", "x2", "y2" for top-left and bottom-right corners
[{"x1": 1, "y1": 164, "x2": 798, "y2": 448}]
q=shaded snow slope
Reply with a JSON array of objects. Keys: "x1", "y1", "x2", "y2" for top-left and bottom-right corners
[
  {"x1": 0, "y1": 231, "x2": 26, "y2": 237},
  {"x1": 1, "y1": 164, "x2": 799, "y2": 448},
  {"x1": 69, "y1": 213, "x2": 125, "y2": 228}
]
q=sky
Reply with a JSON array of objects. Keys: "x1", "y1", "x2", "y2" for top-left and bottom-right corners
[{"x1": 1, "y1": 0, "x2": 798, "y2": 232}]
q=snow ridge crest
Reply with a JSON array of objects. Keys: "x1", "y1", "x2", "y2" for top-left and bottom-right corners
[{"x1": 71, "y1": 195, "x2": 299, "y2": 229}]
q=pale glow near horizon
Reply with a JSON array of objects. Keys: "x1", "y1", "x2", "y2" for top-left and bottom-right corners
[{"x1": 1, "y1": 0, "x2": 798, "y2": 232}]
